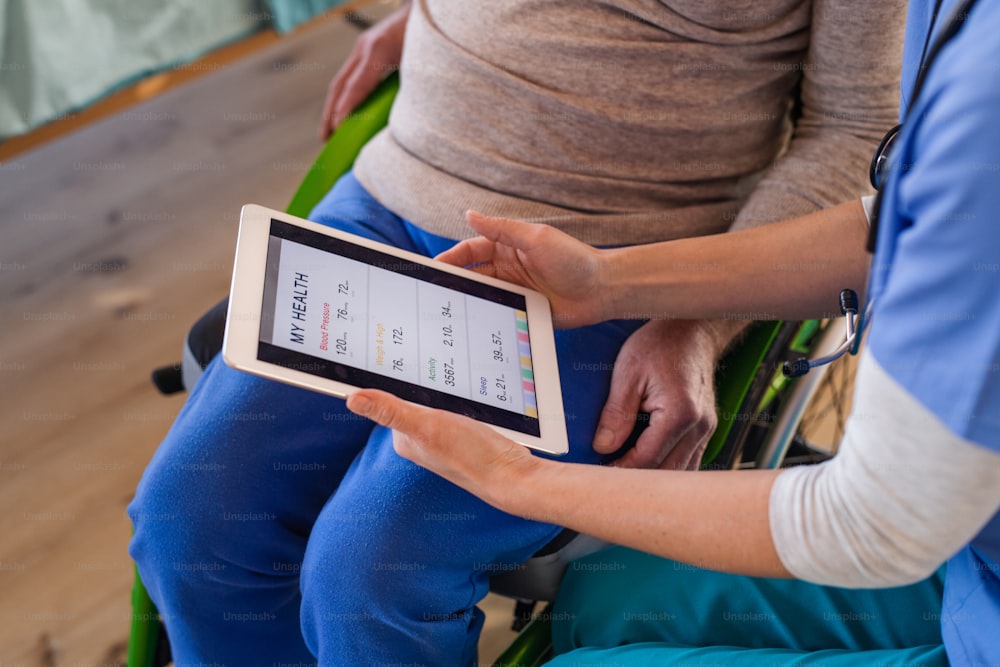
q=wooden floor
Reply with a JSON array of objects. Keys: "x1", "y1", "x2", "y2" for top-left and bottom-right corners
[{"x1": 0, "y1": 5, "x2": 516, "y2": 665}]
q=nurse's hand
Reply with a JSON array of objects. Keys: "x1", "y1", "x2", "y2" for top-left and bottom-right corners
[
  {"x1": 345, "y1": 389, "x2": 536, "y2": 509},
  {"x1": 437, "y1": 212, "x2": 610, "y2": 328}
]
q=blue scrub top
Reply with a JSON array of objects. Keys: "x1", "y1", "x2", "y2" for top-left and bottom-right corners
[{"x1": 870, "y1": 0, "x2": 1000, "y2": 663}]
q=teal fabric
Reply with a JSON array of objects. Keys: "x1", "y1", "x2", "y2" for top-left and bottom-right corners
[
  {"x1": 547, "y1": 546, "x2": 948, "y2": 666},
  {"x1": 0, "y1": 0, "x2": 265, "y2": 139},
  {"x1": 264, "y1": 0, "x2": 349, "y2": 33},
  {"x1": 0, "y1": 0, "x2": 347, "y2": 140},
  {"x1": 546, "y1": 642, "x2": 947, "y2": 666}
]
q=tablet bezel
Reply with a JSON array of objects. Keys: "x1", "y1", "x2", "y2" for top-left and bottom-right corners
[{"x1": 222, "y1": 203, "x2": 569, "y2": 455}]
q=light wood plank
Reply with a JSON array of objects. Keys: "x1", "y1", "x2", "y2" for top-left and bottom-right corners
[
  {"x1": 0, "y1": 7, "x2": 364, "y2": 666},
  {"x1": 0, "y1": 3, "x2": 519, "y2": 664}
]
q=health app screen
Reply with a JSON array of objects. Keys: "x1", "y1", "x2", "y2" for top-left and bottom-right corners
[{"x1": 257, "y1": 220, "x2": 540, "y2": 435}]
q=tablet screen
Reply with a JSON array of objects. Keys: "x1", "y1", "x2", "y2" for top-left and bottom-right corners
[{"x1": 257, "y1": 219, "x2": 541, "y2": 436}]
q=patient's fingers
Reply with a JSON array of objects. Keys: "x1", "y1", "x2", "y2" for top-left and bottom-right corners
[
  {"x1": 320, "y1": 52, "x2": 360, "y2": 139},
  {"x1": 331, "y1": 65, "x2": 379, "y2": 130}
]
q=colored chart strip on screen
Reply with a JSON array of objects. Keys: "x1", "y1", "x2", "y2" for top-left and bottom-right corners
[{"x1": 515, "y1": 310, "x2": 538, "y2": 418}]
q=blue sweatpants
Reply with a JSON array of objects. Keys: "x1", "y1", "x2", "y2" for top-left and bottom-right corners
[
  {"x1": 546, "y1": 546, "x2": 948, "y2": 666},
  {"x1": 128, "y1": 172, "x2": 644, "y2": 666}
]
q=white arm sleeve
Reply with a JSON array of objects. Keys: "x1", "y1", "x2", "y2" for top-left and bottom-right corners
[
  {"x1": 860, "y1": 194, "x2": 877, "y2": 227},
  {"x1": 769, "y1": 352, "x2": 1000, "y2": 588}
]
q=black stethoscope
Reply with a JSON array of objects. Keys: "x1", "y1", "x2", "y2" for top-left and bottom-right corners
[{"x1": 784, "y1": 0, "x2": 974, "y2": 378}]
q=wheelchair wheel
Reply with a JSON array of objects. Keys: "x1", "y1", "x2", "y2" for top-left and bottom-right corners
[
  {"x1": 720, "y1": 319, "x2": 859, "y2": 471},
  {"x1": 792, "y1": 335, "x2": 858, "y2": 456}
]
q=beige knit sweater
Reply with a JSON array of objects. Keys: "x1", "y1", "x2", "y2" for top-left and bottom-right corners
[{"x1": 354, "y1": 0, "x2": 904, "y2": 245}]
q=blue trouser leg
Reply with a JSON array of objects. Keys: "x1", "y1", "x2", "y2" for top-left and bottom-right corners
[
  {"x1": 130, "y1": 172, "x2": 644, "y2": 665},
  {"x1": 299, "y1": 321, "x2": 643, "y2": 665},
  {"x1": 128, "y1": 356, "x2": 373, "y2": 665},
  {"x1": 546, "y1": 546, "x2": 948, "y2": 666},
  {"x1": 128, "y1": 173, "x2": 436, "y2": 665}
]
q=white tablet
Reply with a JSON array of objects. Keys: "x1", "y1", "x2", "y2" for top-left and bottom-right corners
[{"x1": 222, "y1": 204, "x2": 569, "y2": 455}]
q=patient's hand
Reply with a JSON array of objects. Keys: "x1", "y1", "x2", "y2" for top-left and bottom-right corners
[
  {"x1": 595, "y1": 320, "x2": 723, "y2": 470},
  {"x1": 437, "y1": 212, "x2": 609, "y2": 328},
  {"x1": 319, "y1": 2, "x2": 411, "y2": 139}
]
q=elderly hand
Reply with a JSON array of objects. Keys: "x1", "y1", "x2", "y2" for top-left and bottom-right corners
[
  {"x1": 595, "y1": 320, "x2": 727, "y2": 470},
  {"x1": 319, "y1": 2, "x2": 410, "y2": 139}
]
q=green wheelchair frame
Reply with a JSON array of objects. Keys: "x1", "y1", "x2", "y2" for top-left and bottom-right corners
[{"x1": 128, "y1": 73, "x2": 831, "y2": 666}]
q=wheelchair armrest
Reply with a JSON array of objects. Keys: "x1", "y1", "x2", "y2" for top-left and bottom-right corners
[
  {"x1": 179, "y1": 297, "x2": 229, "y2": 392},
  {"x1": 488, "y1": 531, "x2": 611, "y2": 603}
]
